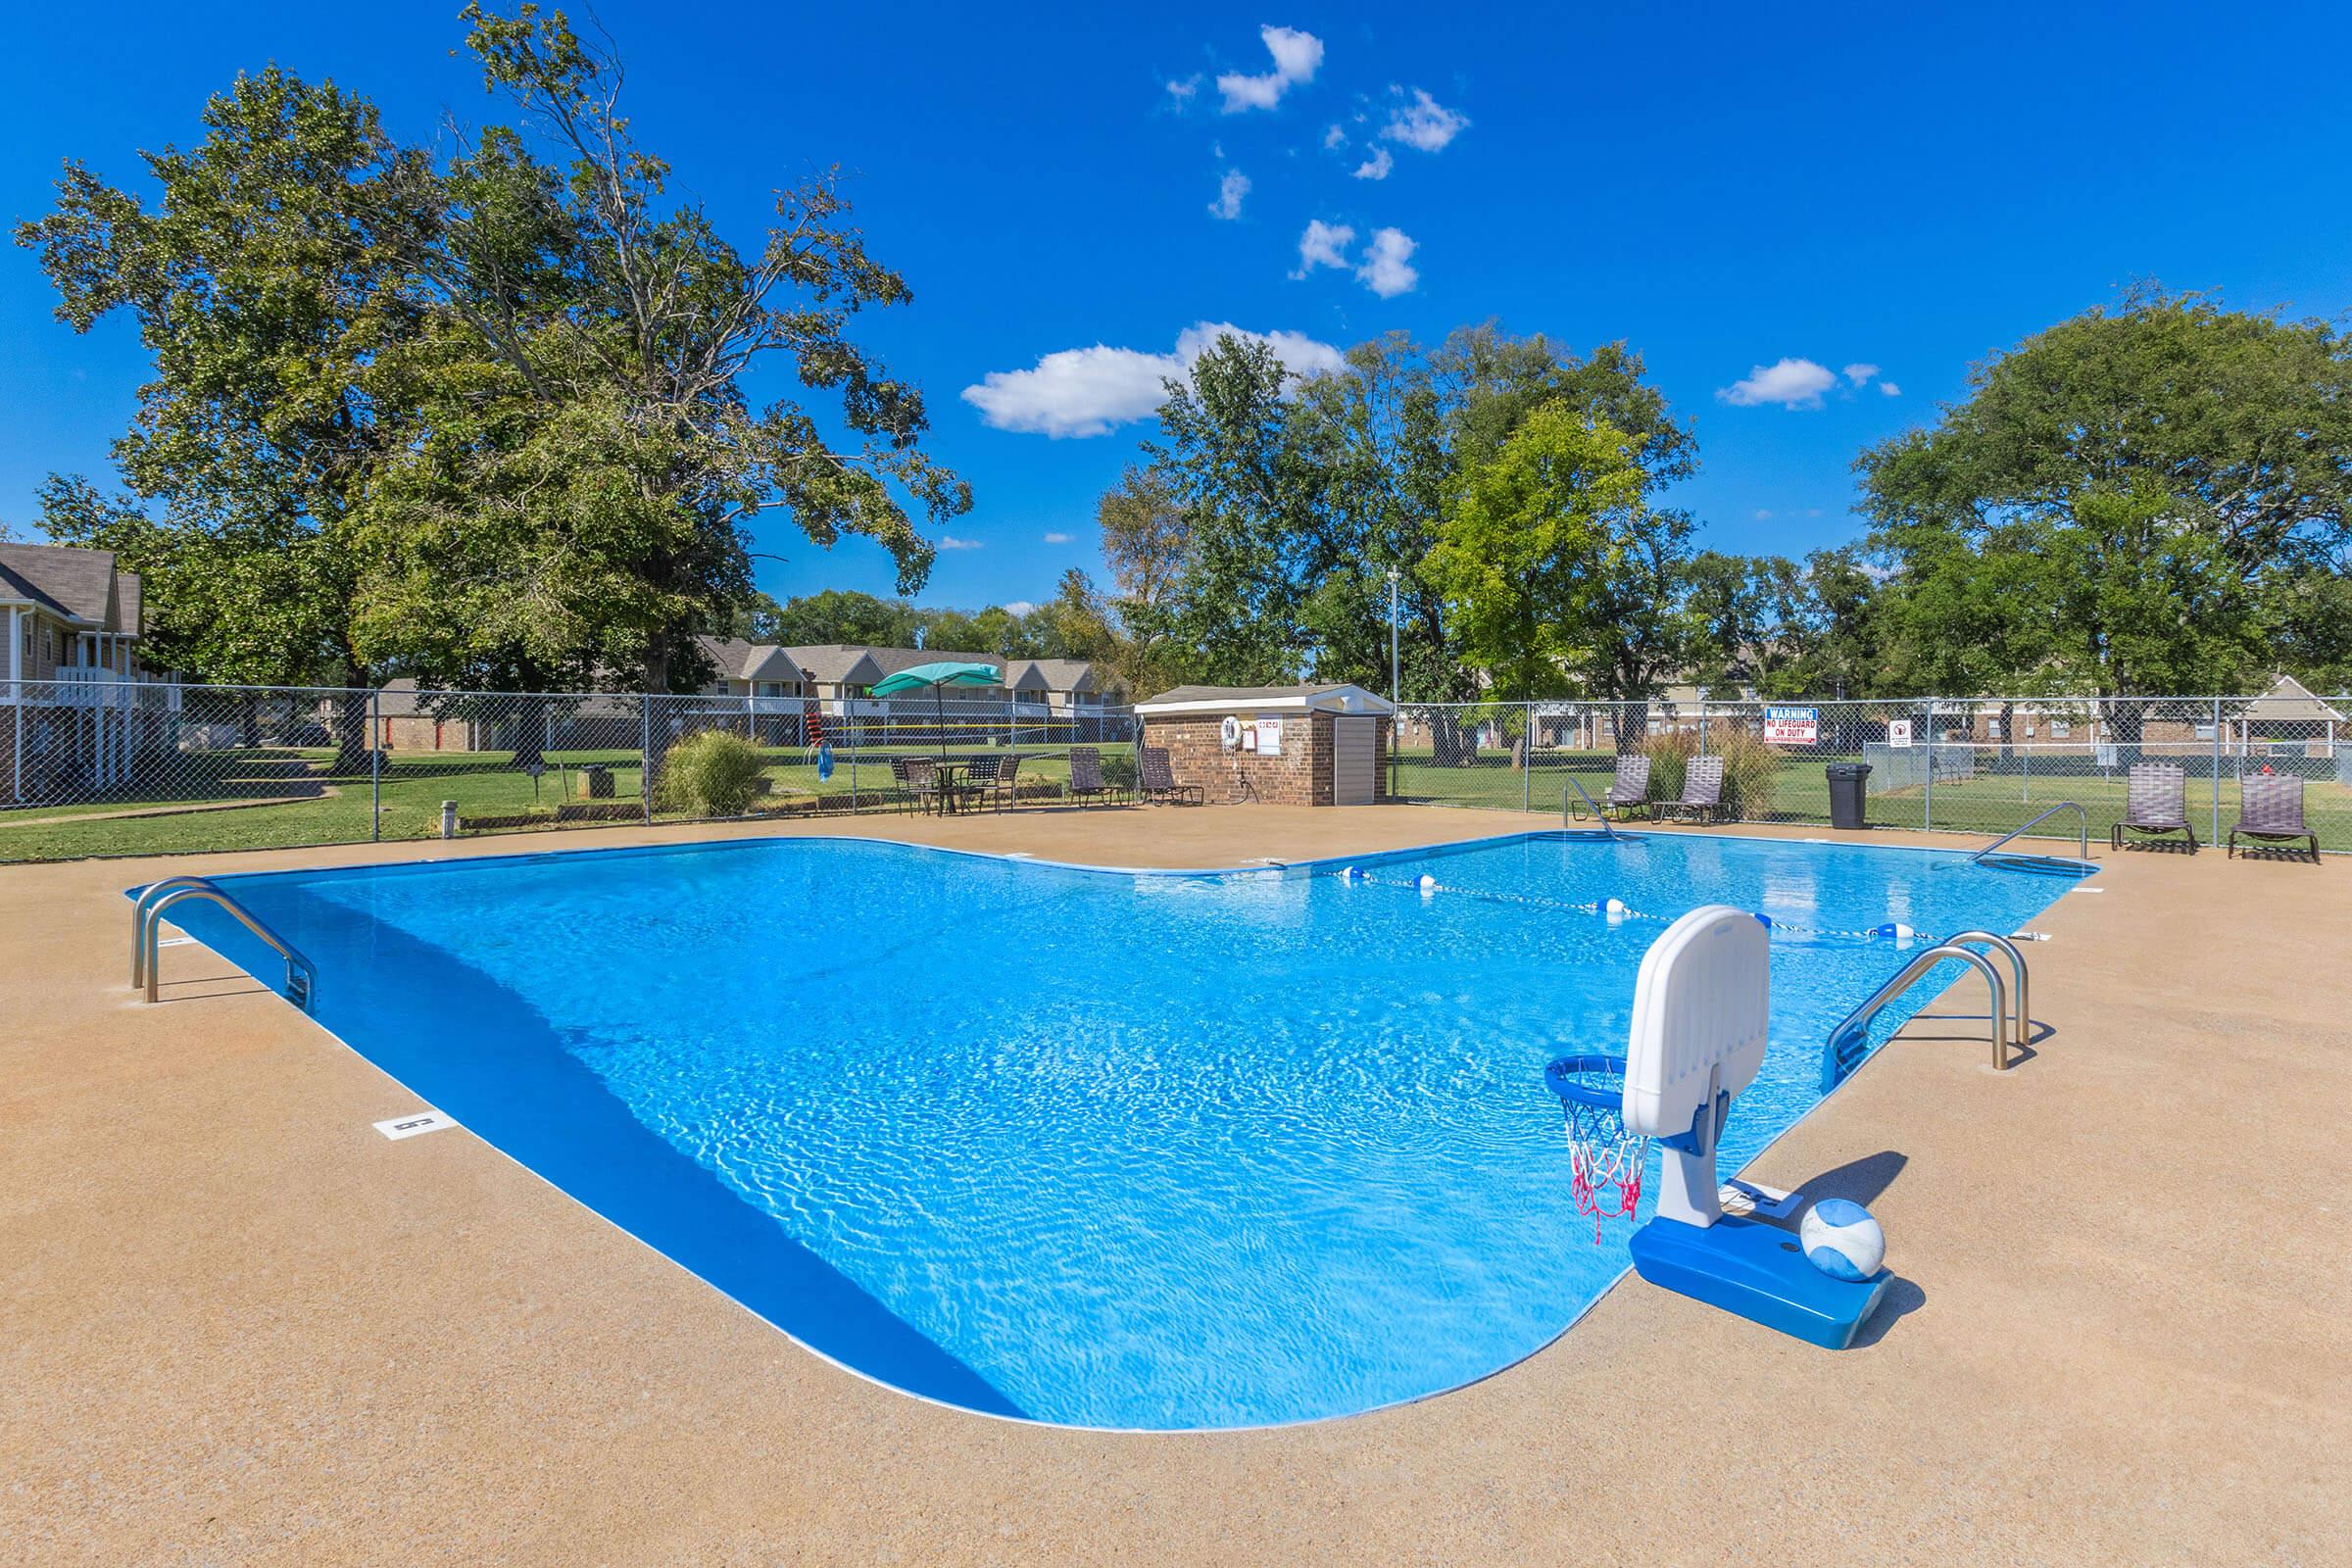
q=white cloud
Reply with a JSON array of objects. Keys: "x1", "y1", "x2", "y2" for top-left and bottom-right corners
[
  {"x1": 1291, "y1": 219, "x2": 1356, "y2": 277},
  {"x1": 1002, "y1": 601, "x2": 1038, "y2": 616},
  {"x1": 1042, "y1": 531, "x2": 1073, "y2": 544},
  {"x1": 1217, "y1": 24, "x2": 1323, "y2": 113},
  {"x1": 1352, "y1": 146, "x2": 1394, "y2": 180},
  {"x1": 1356, "y1": 226, "x2": 1419, "y2": 298},
  {"x1": 1166, "y1": 74, "x2": 1200, "y2": 103},
  {"x1": 961, "y1": 322, "x2": 1346, "y2": 438},
  {"x1": 1381, "y1": 88, "x2": 1470, "y2": 152},
  {"x1": 1208, "y1": 169, "x2": 1250, "y2": 220},
  {"x1": 937, "y1": 535, "x2": 983, "y2": 550},
  {"x1": 1753, "y1": 509, "x2": 1774, "y2": 520},
  {"x1": 1841, "y1": 362, "x2": 1880, "y2": 386},
  {"x1": 1717, "y1": 358, "x2": 1838, "y2": 409},
  {"x1": 1879, "y1": 380, "x2": 1902, "y2": 397},
  {"x1": 1323, "y1": 123, "x2": 1348, "y2": 150}
]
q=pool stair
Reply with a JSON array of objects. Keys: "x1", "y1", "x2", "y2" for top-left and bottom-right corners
[{"x1": 129, "y1": 875, "x2": 317, "y2": 1011}]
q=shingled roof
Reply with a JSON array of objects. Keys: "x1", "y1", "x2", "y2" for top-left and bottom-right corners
[{"x1": 0, "y1": 542, "x2": 140, "y2": 634}]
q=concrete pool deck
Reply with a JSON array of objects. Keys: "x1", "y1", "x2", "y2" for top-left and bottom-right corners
[{"x1": 5, "y1": 807, "x2": 2346, "y2": 1565}]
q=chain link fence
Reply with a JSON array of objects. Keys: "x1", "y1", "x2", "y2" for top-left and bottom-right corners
[
  {"x1": 0, "y1": 677, "x2": 1138, "y2": 862},
  {"x1": 1393, "y1": 694, "x2": 2351, "y2": 853}
]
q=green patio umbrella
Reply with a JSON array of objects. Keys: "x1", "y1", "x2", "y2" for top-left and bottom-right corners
[{"x1": 868, "y1": 660, "x2": 1000, "y2": 760}]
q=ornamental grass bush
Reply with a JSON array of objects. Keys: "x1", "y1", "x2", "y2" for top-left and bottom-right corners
[
  {"x1": 655, "y1": 729, "x2": 770, "y2": 818},
  {"x1": 1638, "y1": 723, "x2": 1782, "y2": 819}
]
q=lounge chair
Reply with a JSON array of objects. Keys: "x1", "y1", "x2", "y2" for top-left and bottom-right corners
[
  {"x1": 2112, "y1": 762, "x2": 2196, "y2": 853},
  {"x1": 2229, "y1": 773, "x2": 2320, "y2": 861},
  {"x1": 1598, "y1": 754, "x2": 1651, "y2": 820},
  {"x1": 1066, "y1": 747, "x2": 1127, "y2": 806},
  {"x1": 982, "y1": 753, "x2": 1023, "y2": 811},
  {"x1": 1138, "y1": 745, "x2": 1203, "y2": 806},
  {"x1": 1652, "y1": 756, "x2": 1728, "y2": 824}
]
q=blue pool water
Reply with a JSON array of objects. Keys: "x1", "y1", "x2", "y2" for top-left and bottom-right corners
[{"x1": 168, "y1": 831, "x2": 2075, "y2": 1430}]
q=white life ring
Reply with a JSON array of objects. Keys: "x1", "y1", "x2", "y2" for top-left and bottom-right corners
[{"x1": 1219, "y1": 715, "x2": 1243, "y2": 750}]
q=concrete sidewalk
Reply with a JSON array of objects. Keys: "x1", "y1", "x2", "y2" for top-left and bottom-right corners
[{"x1": 4, "y1": 808, "x2": 2345, "y2": 1565}]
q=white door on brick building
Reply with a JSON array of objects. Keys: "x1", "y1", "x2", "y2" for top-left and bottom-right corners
[{"x1": 1334, "y1": 716, "x2": 1376, "y2": 805}]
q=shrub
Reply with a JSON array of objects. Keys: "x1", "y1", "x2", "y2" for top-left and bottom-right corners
[
  {"x1": 1637, "y1": 723, "x2": 1782, "y2": 819},
  {"x1": 655, "y1": 729, "x2": 770, "y2": 817},
  {"x1": 1100, "y1": 752, "x2": 1138, "y2": 790}
]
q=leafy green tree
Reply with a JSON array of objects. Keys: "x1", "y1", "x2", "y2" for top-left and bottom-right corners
[
  {"x1": 1859, "y1": 287, "x2": 2352, "y2": 718},
  {"x1": 1420, "y1": 404, "x2": 1655, "y2": 708},
  {"x1": 20, "y1": 68, "x2": 431, "y2": 767},
  {"x1": 1146, "y1": 334, "x2": 1318, "y2": 683},
  {"x1": 760, "y1": 589, "x2": 923, "y2": 648},
  {"x1": 366, "y1": 5, "x2": 972, "y2": 697},
  {"x1": 1095, "y1": 464, "x2": 1191, "y2": 694}
]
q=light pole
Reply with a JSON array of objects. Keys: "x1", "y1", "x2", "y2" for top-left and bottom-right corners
[{"x1": 1386, "y1": 565, "x2": 1400, "y2": 706}]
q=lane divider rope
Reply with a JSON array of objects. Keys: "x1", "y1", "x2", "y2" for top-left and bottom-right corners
[{"x1": 1332, "y1": 867, "x2": 1938, "y2": 945}]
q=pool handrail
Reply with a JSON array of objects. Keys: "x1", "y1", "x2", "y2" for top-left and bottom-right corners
[
  {"x1": 1973, "y1": 802, "x2": 2089, "y2": 866},
  {"x1": 1942, "y1": 929, "x2": 2032, "y2": 1053},
  {"x1": 129, "y1": 875, "x2": 220, "y2": 989},
  {"x1": 133, "y1": 877, "x2": 317, "y2": 1010},
  {"x1": 1821, "y1": 942, "x2": 2010, "y2": 1090},
  {"x1": 1562, "y1": 775, "x2": 1620, "y2": 839}
]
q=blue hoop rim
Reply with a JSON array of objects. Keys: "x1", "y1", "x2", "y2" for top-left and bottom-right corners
[{"x1": 1544, "y1": 1054, "x2": 1630, "y2": 1109}]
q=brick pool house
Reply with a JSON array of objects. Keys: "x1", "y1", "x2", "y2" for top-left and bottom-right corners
[{"x1": 1134, "y1": 684, "x2": 1396, "y2": 806}]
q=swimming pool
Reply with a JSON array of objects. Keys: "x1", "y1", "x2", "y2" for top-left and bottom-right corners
[{"x1": 164, "y1": 831, "x2": 2075, "y2": 1430}]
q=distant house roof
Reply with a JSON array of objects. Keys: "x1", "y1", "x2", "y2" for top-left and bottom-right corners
[
  {"x1": 0, "y1": 542, "x2": 140, "y2": 633},
  {"x1": 2241, "y1": 673, "x2": 2347, "y2": 725},
  {"x1": 1136, "y1": 682, "x2": 1395, "y2": 716},
  {"x1": 1004, "y1": 657, "x2": 1102, "y2": 694}
]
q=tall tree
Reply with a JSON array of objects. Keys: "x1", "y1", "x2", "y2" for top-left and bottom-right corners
[
  {"x1": 365, "y1": 4, "x2": 973, "y2": 697},
  {"x1": 1420, "y1": 403, "x2": 1658, "y2": 709},
  {"x1": 1095, "y1": 464, "x2": 1191, "y2": 694},
  {"x1": 1859, "y1": 287, "x2": 2352, "y2": 714},
  {"x1": 20, "y1": 67, "x2": 431, "y2": 766},
  {"x1": 1145, "y1": 335, "x2": 1318, "y2": 684}
]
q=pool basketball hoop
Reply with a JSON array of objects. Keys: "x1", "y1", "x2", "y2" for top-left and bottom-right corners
[{"x1": 1545, "y1": 1054, "x2": 1649, "y2": 1242}]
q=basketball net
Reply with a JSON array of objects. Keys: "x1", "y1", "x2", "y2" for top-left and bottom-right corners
[{"x1": 1549, "y1": 1057, "x2": 1650, "y2": 1244}]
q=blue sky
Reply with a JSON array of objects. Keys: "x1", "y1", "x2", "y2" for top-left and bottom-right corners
[{"x1": 6, "y1": 3, "x2": 2351, "y2": 616}]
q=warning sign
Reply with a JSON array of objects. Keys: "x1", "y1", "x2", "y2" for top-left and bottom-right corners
[{"x1": 1762, "y1": 706, "x2": 1818, "y2": 745}]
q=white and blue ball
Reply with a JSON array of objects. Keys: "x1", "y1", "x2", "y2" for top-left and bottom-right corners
[
  {"x1": 1417, "y1": 873, "x2": 1439, "y2": 894},
  {"x1": 1799, "y1": 1198, "x2": 1886, "y2": 1282}
]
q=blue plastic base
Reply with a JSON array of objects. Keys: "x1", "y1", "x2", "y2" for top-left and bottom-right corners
[{"x1": 1628, "y1": 1215, "x2": 1889, "y2": 1349}]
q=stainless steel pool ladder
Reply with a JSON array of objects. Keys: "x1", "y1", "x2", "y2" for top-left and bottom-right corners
[
  {"x1": 1972, "y1": 802, "x2": 2089, "y2": 866},
  {"x1": 131, "y1": 876, "x2": 317, "y2": 1010},
  {"x1": 1819, "y1": 930, "x2": 2031, "y2": 1089}
]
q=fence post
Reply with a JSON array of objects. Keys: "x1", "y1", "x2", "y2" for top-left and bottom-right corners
[
  {"x1": 640, "y1": 696, "x2": 654, "y2": 825},
  {"x1": 850, "y1": 706, "x2": 859, "y2": 812},
  {"x1": 369, "y1": 688, "x2": 381, "y2": 842},
  {"x1": 1923, "y1": 697, "x2": 1936, "y2": 833},
  {"x1": 1696, "y1": 698, "x2": 1708, "y2": 760},
  {"x1": 2211, "y1": 694, "x2": 2223, "y2": 847},
  {"x1": 1522, "y1": 701, "x2": 1533, "y2": 813}
]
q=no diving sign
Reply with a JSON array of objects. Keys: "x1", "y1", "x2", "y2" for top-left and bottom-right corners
[
  {"x1": 1762, "y1": 706, "x2": 1818, "y2": 745},
  {"x1": 373, "y1": 1110, "x2": 458, "y2": 1141}
]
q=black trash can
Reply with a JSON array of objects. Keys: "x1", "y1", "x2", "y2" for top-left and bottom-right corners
[{"x1": 1826, "y1": 761, "x2": 1872, "y2": 830}]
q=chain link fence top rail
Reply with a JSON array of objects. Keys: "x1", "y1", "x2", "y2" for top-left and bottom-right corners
[
  {"x1": 0, "y1": 678, "x2": 1139, "y2": 862},
  {"x1": 1392, "y1": 694, "x2": 2350, "y2": 854}
]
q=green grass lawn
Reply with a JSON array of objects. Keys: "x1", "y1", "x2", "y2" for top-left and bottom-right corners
[{"x1": 0, "y1": 741, "x2": 1133, "y2": 861}]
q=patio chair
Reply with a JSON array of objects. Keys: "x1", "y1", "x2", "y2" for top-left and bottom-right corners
[
  {"x1": 1652, "y1": 756, "x2": 1728, "y2": 824},
  {"x1": 887, "y1": 756, "x2": 918, "y2": 814},
  {"x1": 1138, "y1": 745, "x2": 1204, "y2": 806},
  {"x1": 902, "y1": 757, "x2": 943, "y2": 815},
  {"x1": 1066, "y1": 747, "x2": 1128, "y2": 806},
  {"x1": 2111, "y1": 762, "x2": 2196, "y2": 853},
  {"x1": 1597, "y1": 754, "x2": 1651, "y2": 820},
  {"x1": 983, "y1": 753, "x2": 1023, "y2": 811},
  {"x1": 2229, "y1": 773, "x2": 2320, "y2": 861}
]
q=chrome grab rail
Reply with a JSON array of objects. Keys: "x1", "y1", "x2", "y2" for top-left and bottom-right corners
[
  {"x1": 1821, "y1": 942, "x2": 2011, "y2": 1090},
  {"x1": 1943, "y1": 929, "x2": 2031, "y2": 1053},
  {"x1": 1562, "y1": 775, "x2": 1621, "y2": 838},
  {"x1": 129, "y1": 875, "x2": 219, "y2": 988},
  {"x1": 1973, "y1": 801, "x2": 2088, "y2": 865},
  {"x1": 132, "y1": 877, "x2": 317, "y2": 1010}
]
